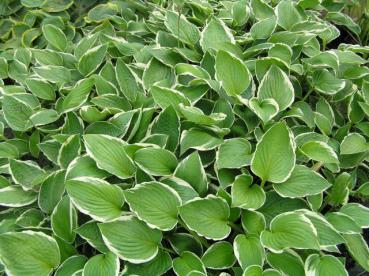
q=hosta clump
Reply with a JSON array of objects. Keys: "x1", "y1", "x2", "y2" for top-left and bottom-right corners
[{"x1": 0, "y1": 0, "x2": 369, "y2": 275}]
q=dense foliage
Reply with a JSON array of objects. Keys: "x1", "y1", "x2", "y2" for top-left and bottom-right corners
[{"x1": 0, "y1": 0, "x2": 369, "y2": 275}]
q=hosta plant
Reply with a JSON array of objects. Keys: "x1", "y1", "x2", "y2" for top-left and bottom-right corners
[{"x1": 0, "y1": 0, "x2": 368, "y2": 275}]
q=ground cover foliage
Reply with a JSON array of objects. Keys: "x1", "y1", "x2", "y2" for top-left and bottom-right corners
[{"x1": 0, "y1": 0, "x2": 369, "y2": 275}]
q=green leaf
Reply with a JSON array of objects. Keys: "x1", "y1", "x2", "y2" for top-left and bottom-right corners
[
  {"x1": 202, "y1": 241, "x2": 236, "y2": 269},
  {"x1": 42, "y1": 24, "x2": 67, "y2": 51},
  {"x1": 273, "y1": 165, "x2": 331, "y2": 198},
  {"x1": 115, "y1": 58, "x2": 138, "y2": 102},
  {"x1": 300, "y1": 141, "x2": 339, "y2": 164},
  {"x1": 325, "y1": 212, "x2": 362, "y2": 234},
  {"x1": 9, "y1": 159, "x2": 46, "y2": 190},
  {"x1": 173, "y1": 251, "x2": 206, "y2": 276},
  {"x1": 179, "y1": 104, "x2": 226, "y2": 126},
  {"x1": 124, "y1": 181, "x2": 181, "y2": 231},
  {"x1": 234, "y1": 234, "x2": 265, "y2": 270},
  {"x1": 179, "y1": 195, "x2": 231, "y2": 240},
  {"x1": 216, "y1": 138, "x2": 252, "y2": 169},
  {"x1": 134, "y1": 148, "x2": 178, "y2": 176},
  {"x1": 174, "y1": 151, "x2": 208, "y2": 196},
  {"x1": 33, "y1": 65, "x2": 72, "y2": 83},
  {"x1": 260, "y1": 212, "x2": 320, "y2": 252},
  {"x1": 0, "y1": 231, "x2": 60, "y2": 276},
  {"x1": 250, "y1": 16, "x2": 277, "y2": 40},
  {"x1": 82, "y1": 252, "x2": 119, "y2": 276},
  {"x1": 200, "y1": 17, "x2": 235, "y2": 52},
  {"x1": 249, "y1": 97, "x2": 279, "y2": 123},
  {"x1": 66, "y1": 177, "x2": 125, "y2": 222},
  {"x1": 343, "y1": 233, "x2": 369, "y2": 271},
  {"x1": 231, "y1": 174, "x2": 266, "y2": 210},
  {"x1": 30, "y1": 109, "x2": 60, "y2": 126},
  {"x1": 98, "y1": 216, "x2": 162, "y2": 264},
  {"x1": 165, "y1": 11, "x2": 200, "y2": 45},
  {"x1": 180, "y1": 128, "x2": 223, "y2": 155},
  {"x1": 304, "y1": 254, "x2": 348, "y2": 276},
  {"x1": 25, "y1": 78, "x2": 56, "y2": 101},
  {"x1": 251, "y1": 121, "x2": 296, "y2": 183},
  {"x1": 267, "y1": 251, "x2": 305, "y2": 276},
  {"x1": 340, "y1": 133, "x2": 369, "y2": 154},
  {"x1": 151, "y1": 85, "x2": 190, "y2": 114},
  {"x1": 76, "y1": 221, "x2": 109, "y2": 253},
  {"x1": 258, "y1": 65, "x2": 294, "y2": 111},
  {"x1": 0, "y1": 185, "x2": 37, "y2": 207},
  {"x1": 340, "y1": 203, "x2": 369, "y2": 228},
  {"x1": 312, "y1": 69, "x2": 345, "y2": 95},
  {"x1": 215, "y1": 50, "x2": 251, "y2": 96},
  {"x1": 38, "y1": 170, "x2": 66, "y2": 214},
  {"x1": 78, "y1": 44, "x2": 107, "y2": 76},
  {"x1": 51, "y1": 196, "x2": 78, "y2": 243},
  {"x1": 3, "y1": 95, "x2": 33, "y2": 131},
  {"x1": 84, "y1": 134, "x2": 136, "y2": 179},
  {"x1": 62, "y1": 77, "x2": 95, "y2": 112},
  {"x1": 55, "y1": 255, "x2": 88, "y2": 276}
]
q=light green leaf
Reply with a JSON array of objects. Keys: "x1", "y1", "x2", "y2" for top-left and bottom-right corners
[
  {"x1": 165, "y1": 11, "x2": 200, "y2": 45},
  {"x1": 98, "y1": 216, "x2": 162, "y2": 264},
  {"x1": 273, "y1": 165, "x2": 331, "y2": 198},
  {"x1": 179, "y1": 195, "x2": 231, "y2": 240},
  {"x1": 250, "y1": 16, "x2": 277, "y2": 39},
  {"x1": 258, "y1": 65, "x2": 294, "y2": 111},
  {"x1": 249, "y1": 97, "x2": 279, "y2": 123},
  {"x1": 0, "y1": 185, "x2": 37, "y2": 207},
  {"x1": 25, "y1": 78, "x2": 56, "y2": 101},
  {"x1": 180, "y1": 128, "x2": 223, "y2": 155},
  {"x1": 82, "y1": 252, "x2": 119, "y2": 276},
  {"x1": 304, "y1": 254, "x2": 348, "y2": 276},
  {"x1": 9, "y1": 159, "x2": 46, "y2": 190},
  {"x1": 3, "y1": 94, "x2": 33, "y2": 131},
  {"x1": 340, "y1": 133, "x2": 369, "y2": 155},
  {"x1": 202, "y1": 241, "x2": 236, "y2": 269},
  {"x1": 267, "y1": 251, "x2": 305, "y2": 276},
  {"x1": 343, "y1": 233, "x2": 369, "y2": 271},
  {"x1": 173, "y1": 251, "x2": 206, "y2": 276},
  {"x1": 231, "y1": 174, "x2": 266, "y2": 210},
  {"x1": 30, "y1": 109, "x2": 60, "y2": 126},
  {"x1": 63, "y1": 78, "x2": 95, "y2": 112},
  {"x1": 134, "y1": 148, "x2": 177, "y2": 176},
  {"x1": 38, "y1": 170, "x2": 66, "y2": 214},
  {"x1": 216, "y1": 138, "x2": 252, "y2": 169},
  {"x1": 200, "y1": 17, "x2": 235, "y2": 52},
  {"x1": 300, "y1": 141, "x2": 339, "y2": 164},
  {"x1": 66, "y1": 177, "x2": 125, "y2": 222},
  {"x1": 325, "y1": 212, "x2": 362, "y2": 234},
  {"x1": 151, "y1": 85, "x2": 190, "y2": 114},
  {"x1": 115, "y1": 58, "x2": 138, "y2": 102},
  {"x1": 261, "y1": 212, "x2": 320, "y2": 252},
  {"x1": 55, "y1": 255, "x2": 88, "y2": 276},
  {"x1": 340, "y1": 203, "x2": 369, "y2": 228},
  {"x1": 312, "y1": 69, "x2": 345, "y2": 95},
  {"x1": 124, "y1": 181, "x2": 181, "y2": 231},
  {"x1": 179, "y1": 104, "x2": 226, "y2": 126},
  {"x1": 0, "y1": 231, "x2": 60, "y2": 276},
  {"x1": 215, "y1": 50, "x2": 251, "y2": 96},
  {"x1": 42, "y1": 24, "x2": 67, "y2": 51},
  {"x1": 234, "y1": 234, "x2": 265, "y2": 269},
  {"x1": 84, "y1": 134, "x2": 136, "y2": 179},
  {"x1": 78, "y1": 44, "x2": 107, "y2": 76},
  {"x1": 251, "y1": 121, "x2": 296, "y2": 183}
]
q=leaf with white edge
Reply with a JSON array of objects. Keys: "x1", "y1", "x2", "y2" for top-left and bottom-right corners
[
  {"x1": 38, "y1": 170, "x2": 66, "y2": 214},
  {"x1": 216, "y1": 138, "x2": 252, "y2": 169},
  {"x1": 30, "y1": 109, "x2": 60, "y2": 126},
  {"x1": 179, "y1": 195, "x2": 231, "y2": 240},
  {"x1": 42, "y1": 24, "x2": 67, "y2": 51},
  {"x1": 62, "y1": 78, "x2": 95, "y2": 112},
  {"x1": 3, "y1": 94, "x2": 33, "y2": 131},
  {"x1": 179, "y1": 104, "x2": 226, "y2": 126},
  {"x1": 55, "y1": 255, "x2": 88, "y2": 276},
  {"x1": 340, "y1": 133, "x2": 369, "y2": 154},
  {"x1": 325, "y1": 212, "x2": 362, "y2": 234},
  {"x1": 249, "y1": 97, "x2": 279, "y2": 123},
  {"x1": 84, "y1": 134, "x2": 136, "y2": 179},
  {"x1": 260, "y1": 212, "x2": 320, "y2": 252},
  {"x1": 76, "y1": 221, "x2": 109, "y2": 254},
  {"x1": 215, "y1": 50, "x2": 251, "y2": 96},
  {"x1": 9, "y1": 159, "x2": 46, "y2": 190},
  {"x1": 82, "y1": 252, "x2": 119, "y2": 276},
  {"x1": 234, "y1": 234, "x2": 265, "y2": 270},
  {"x1": 180, "y1": 128, "x2": 223, "y2": 155},
  {"x1": 134, "y1": 148, "x2": 178, "y2": 176},
  {"x1": 98, "y1": 216, "x2": 162, "y2": 264},
  {"x1": 0, "y1": 231, "x2": 60, "y2": 276},
  {"x1": 251, "y1": 121, "x2": 296, "y2": 183},
  {"x1": 124, "y1": 181, "x2": 181, "y2": 231},
  {"x1": 231, "y1": 174, "x2": 266, "y2": 210},
  {"x1": 202, "y1": 241, "x2": 236, "y2": 269},
  {"x1": 165, "y1": 11, "x2": 200, "y2": 46},
  {"x1": 304, "y1": 254, "x2": 348, "y2": 276},
  {"x1": 173, "y1": 251, "x2": 206, "y2": 276},
  {"x1": 250, "y1": 16, "x2": 277, "y2": 40},
  {"x1": 200, "y1": 17, "x2": 235, "y2": 52},
  {"x1": 174, "y1": 151, "x2": 208, "y2": 196},
  {"x1": 267, "y1": 251, "x2": 305, "y2": 276},
  {"x1": 343, "y1": 233, "x2": 369, "y2": 271},
  {"x1": 0, "y1": 185, "x2": 37, "y2": 207},
  {"x1": 244, "y1": 265, "x2": 263, "y2": 276},
  {"x1": 273, "y1": 165, "x2": 331, "y2": 198},
  {"x1": 340, "y1": 203, "x2": 369, "y2": 228},
  {"x1": 151, "y1": 85, "x2": 190, "y2": 114},
  {"x1": 257, "y1": 65, "x2": 294, "y2": 111},
  {"x1": 312, "y1": 69, "x2": 345, "y2": 95},
  {"x1": 115, "y1": 58, "x2": 138, "y2": 102},
  {"x1": 300, "y1": 141, "x2": 339, "y2": 164},
  {"x1": 51, "y1": 196, "x2": 78, "y2": 243},
  {"x1": 78, "y1": 44, "x2": 107, "y2": 76},
  {"x1": 66, "y1": 177, "x2": 125, "y2": 222}
]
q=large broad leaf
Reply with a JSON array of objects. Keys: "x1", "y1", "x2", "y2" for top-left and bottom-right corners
[
  {"x1": 54, "y1": 255, "x2": 88, "y2": 276},
  {"x1": 38, "y1": 170, "x2": 66, "y2": 214},
  {"x1": 251, "y1": 121, "x2": 296, "y2": 183},
  {"x1": 200, "y1": 17, "x2": 235, "y2": 52},
  {"x1": 325, "y1": 212, "x2": 362, "y2": 234},
  {"x1": 234, "y1": 234, "x2": 265, "y2": 270},
  {"x1": 179, "y1": 195, "x2": 231, "y2": 240},
  {"x1": 304, "y1": 254, "x2": 348, "y2": 276},
  {"x1": 273, "y1": 165, "x2": 331, "y2": 198},
  {"x1": 3, "y1": 95, "x2": 33, "y2": 131},
  {"x1": 257, "y1": 65, "x2": 294, "y2": 111},
  {"x1": 0, "y1": 231, "x2": 60, "y2": 276},
  {"x1": 215, "y1": 50, "x2": 251, "y2": 96},
  {"x1": 124, "y1": 181, "x2": 181, "y2": 231},
  {"x1": 134, "y1": 148, "x2": 178, "y2": 176},
  {"x1": 78, "y1": 44, "x2": 107, "y2": 76},
  {"x1": 165, "y1": 11, "x2": 200, "y2": 46},
  {"x1": 76, "y1": 221, "x2": 109, "y2": 253},
  {"x1": 62, "y1": 78, "x2": 95, "y2": 112},
  {"x1": 340, "y1": 203, "x2": 369, "y2": 228},
  {"x1": 174, "y1": 151, "x2": 208, "y2": 196},
  {"x1": 180, "y1": 128, "x2": 223, "y2": 155},
  {"x1": 151, "y1": 85, "x2": 190, "y2": 114},
  {"x1": 42, "y1": 24, "x2": 67, "y2": 51},
  {"x1": 82, "y1": 252, "x2": 119, "y2": 276},
  {"x1": 267, "y1": 251, "x2": 305, "y2": 276},
  {"x1": 343, "y1": 233, "x2": 369, "y2": 271},
  {"x1": 66, "y1": 177, "x2": 125, "y2": 222},
  {"x1": 201, "y1": 241, "x2": 236, "y2": 269},
  {"x1": 115, "y1": 58, "x2": 138, "y2": 102},
  {"x1": 300, "y1": 141, "x2": 339, "y2": 164},
  {"x1": 231, "y1": 174, "x2": 266, "y2": 210},
  {"x1": 0, "y1": 185, "x2": 37, "y2": 207},
  {"x1": 98, "y1": 216, "x2": 162, "y2": 264},
  {"x1": 173, "y1": 251, "x2": 206, "y2": 276},
  {"x1": 9, "y1": 159, "x2": 46, "y2": 190},
  {"x1": 216, "y1": 138, "x2": 252, "y2": 169},
  {"x1": 260, "y1": 212, "x2": 320, "y2": 252},
  {"x1": 84, "y1": 134, "x2": 136, "y2": 179}
]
